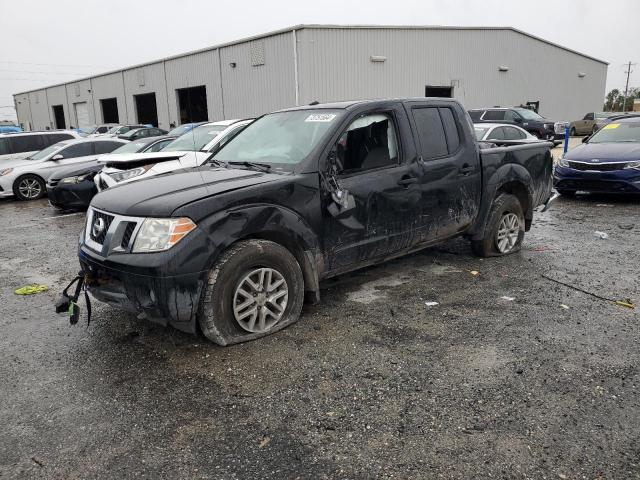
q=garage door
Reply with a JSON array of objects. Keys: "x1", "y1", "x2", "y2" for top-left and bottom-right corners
[{"x1": 74, "y1": 102, "x2": 90, "y2": 128}]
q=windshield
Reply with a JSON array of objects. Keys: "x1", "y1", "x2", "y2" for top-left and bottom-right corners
[
  {"x1": 213, "y1": 110, "x2": 342, "y2": 168},
  {"x1": 588, "y1": 122, "x2": 640, "y2": 143},
  {"x1": 28, "y1": 143, "x2": 66, "y2": 161},
  {"x1": 110, "y1": 141, "x2": 148, "y2": 154},
  {"x1": 106, "y1": 126, "x2": 120, "y2": 134},
  {"x1": 516, "y1": 109, "x2": 545, "y2": 120},
  {"x1": 163, "y1": 124, "x2": 226, "y2": 151},
  {"x1": 474, "y1": 127, "x2": 490, "y2": 140}
]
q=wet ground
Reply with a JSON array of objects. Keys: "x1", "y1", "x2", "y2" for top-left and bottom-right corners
[{"x1": 1, "y1": 149, "x2": 639, "y2": 479}]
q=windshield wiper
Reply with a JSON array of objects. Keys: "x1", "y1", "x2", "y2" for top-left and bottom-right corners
[{"x1": 227, "y1": 161, "x2": 271, "y2": 172}]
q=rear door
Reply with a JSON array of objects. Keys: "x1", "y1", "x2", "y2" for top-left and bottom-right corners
[{"x1": 406, "y1": 101, "x2": 481, "y2": 239}]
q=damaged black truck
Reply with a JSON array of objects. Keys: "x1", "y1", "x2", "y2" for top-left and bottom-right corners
[{"x1": 79, "y1": 99, "x2": 553, "y2": 345}]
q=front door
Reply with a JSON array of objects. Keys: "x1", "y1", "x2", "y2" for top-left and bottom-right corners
[{"x1": 321, "y1": 109, "x2": 423, "y2": 274}]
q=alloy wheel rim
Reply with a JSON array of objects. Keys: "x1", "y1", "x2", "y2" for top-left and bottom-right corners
[
  {"x1": 19, "y1": 178, "x2": 41, "y2": 199},
  {"x1": 233, "y1": 267, "x2": 288, "y2": 333},
  {"x1": 496, "y1": 212, "x2": 520, "y2": 253}
]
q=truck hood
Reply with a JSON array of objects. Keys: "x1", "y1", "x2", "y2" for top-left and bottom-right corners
[
  {"x1": 564, "y1": 142, "x2": 640, "y2": 162},
  {"x1": 91, "y1": 166, "x2": 284, "y2": 217}
]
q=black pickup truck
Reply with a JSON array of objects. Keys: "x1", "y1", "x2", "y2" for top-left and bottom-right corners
[{"x1": 79, "y1": 99, "x2": 553, "y2": 345}]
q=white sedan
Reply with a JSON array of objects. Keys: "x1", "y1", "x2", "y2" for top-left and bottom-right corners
[
  {"x1": 0, "y1": 138, "x2": 127, "y2": 200},
  {"x1": 95, "y1": 119, "x2": 252, "y2": 191},
  {"x1": 474, "y1": 123, "x2": 542, "y2": 144}
]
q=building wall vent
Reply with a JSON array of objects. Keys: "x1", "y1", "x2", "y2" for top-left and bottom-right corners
[
  {"x1": 250, "y1": 41, "x2": 265, "y2": 67},
  {"x1": 137, "y1": 69, "x2": 145, "y2": 87}
]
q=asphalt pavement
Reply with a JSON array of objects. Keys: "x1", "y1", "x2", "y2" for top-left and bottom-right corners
[{"x1": 1, "y1": 156, "x2": 639, "y2": 478}]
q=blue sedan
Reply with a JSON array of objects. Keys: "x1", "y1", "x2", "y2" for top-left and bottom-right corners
[{"x1": 554, "y1": 117, "x2": 640, "y2": 195}]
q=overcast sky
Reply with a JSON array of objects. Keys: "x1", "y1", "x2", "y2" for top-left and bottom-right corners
[{"x1": 1, "y1": 0, "x2": 637, "y2": 121}]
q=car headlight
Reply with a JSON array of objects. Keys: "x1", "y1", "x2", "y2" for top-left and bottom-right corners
[
  {"x1": 131, "y1": 217, "x2": 196, "y2": 253},
  {"x1": 0, "y1": 168, "x2": 13, "y2": 176},
  {"x1": 60, "y1": 173, "x2": 94, "y2": 184},
  {"x1": 108, "y1": 164, "x2": 155, "y2": 183},
  {"x1": 557, "y1": 157, "x2": 570, "y2": 167},
  {"x1": 625, "y1": 161, "x2": 640, "y2": 170}
]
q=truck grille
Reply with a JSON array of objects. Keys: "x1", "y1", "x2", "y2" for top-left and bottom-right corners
[
  {"x1": 89, "y1": 211, "x2": 115, "y2": 245},
  {"x1": 121, "y1": 222, "x2": 137, "y2": 249},
  {"x1": 568, "y1": 161, "x2": 627, "y2": 172}
]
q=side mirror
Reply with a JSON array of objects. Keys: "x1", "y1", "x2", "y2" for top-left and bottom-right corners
[
  {"x1": 582, "y1": 136, "x2": 589, "y2": 144},
  {"x1": 51, "y1": 154, "x2": 64, "y2": 161}
]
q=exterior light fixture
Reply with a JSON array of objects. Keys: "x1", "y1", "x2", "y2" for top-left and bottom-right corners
[
  {"x1": 229, "y1": 62, "x2": 237, "y2": 68},
  {"x1": 498, "y1": 66, "x2": 509, "y2": 72},
  {"x1": 370, "y1": 55, "x2": 387, "y2": 63},
  {"x1": 578, "y1": 72, "x2": 586, "y2": 78}
]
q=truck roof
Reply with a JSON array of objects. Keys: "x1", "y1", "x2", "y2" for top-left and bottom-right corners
[{"x1": 277, "y1": 97, "x2": 461, "y2": 113}]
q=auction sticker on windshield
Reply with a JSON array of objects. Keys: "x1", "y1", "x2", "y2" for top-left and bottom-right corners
[
  {"x1": 603, "y1": 123, "x2": 620, "y2": 129},
  {"x1": 305, "y1": 113, "x2": 336, "y2": 122}
]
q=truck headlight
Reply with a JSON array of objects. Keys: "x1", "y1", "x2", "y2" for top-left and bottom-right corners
[
  {"x1": 132, "y1": 217, "x2": 196, "y2": 253},
  {"x1": 60, "y1": 173, "x2": 93, "y2": 184},
  {"x1": 0, "y1": 168, "x2": 13, "y2": 176},
  {"x1": 557, "y1": 157, "x2": 570, "y2": 167},
  {"x1": 108, "y1": 164, "x2": 155, "y2": 182}
]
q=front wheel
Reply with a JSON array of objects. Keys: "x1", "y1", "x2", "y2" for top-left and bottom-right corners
[
  {"x1": 471, "y1": 193, "x2": 525, "y2": 257},
  {"x1": 198, "y1": 240, "x2": 304, "y2": 346},
  {"x1": 13, "y1": 174, "x2": 46, "y2": 201}
]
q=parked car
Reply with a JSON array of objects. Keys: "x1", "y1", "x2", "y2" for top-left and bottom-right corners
[
  {"x1": 0, "y1": 138, "x2": 126, "y2": 200},
  {"x1": 554, "y1": 117, "x2": 640, "y2": 195},
  {"x1": 474, "y1": 123, "x2": 543, "y2": 144},
  {"x1": 0, "y1": 125, "x2": 22, "y2": 134},
  {"x1": 95, "y1": 119, "x2": 251, "y2": 190},
  {"x1": 0, "y1": 130, "x2": 82, "y2": 163},
  {"x1": 82, "y1": 124, "x2": 119, "y2": 136},
  {"x1": 79, "y1": 99, "x2": 553, "y2": 345},
  {"x1": 117, "y1": 127, "x2": 167, "y2": 141},
  {"x1": 47, "y1": 135, "x2": 176, "y2": 210},
  {"x1": 93, "y1": 124, "x2": 148, "y2": 137},
  {"x1": 166, "y1": 122, "x2": 207, "y2": 137},
  {"x1": 469, "y1": 107, "x2": 567, "y2": 144},
  {"x1": 569, "y1": 112, "x2": 620, "y2": 136}
]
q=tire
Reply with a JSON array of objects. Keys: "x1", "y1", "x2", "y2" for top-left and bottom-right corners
[
  {"x1": 198, "y1": 239, "x2": 304, "y2": 346},
  {"x1": 13, "y1": 174, "x2": 46, "y2": 201},
  {"x1": 557, "y1": 189, "x2": 576, "y2": 197},
  {"x1": 569, "y1": 127, "x2": 576, "y2": 136},
  {"x1": 471, "y1": 193, "x2": 525, "y2": 257}
]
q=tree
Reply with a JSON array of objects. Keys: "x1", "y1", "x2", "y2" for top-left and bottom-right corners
[{"x1": 604, "y1": 87, "x2": 640, "y2": 111}]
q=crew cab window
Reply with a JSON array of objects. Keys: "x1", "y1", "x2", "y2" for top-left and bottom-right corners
[
  {"x1": 504, "y1": 110, "x2": 521, "y2": 122},
  {"x1": 412, "y1": 107, "x2": 448, "y2": 159},
  {"x1": 439, "y1": 107, "x2": 460, "y2": 152},
  {"x1": 483, "y1": 110, "x2": 505, "y2": 121},
  {"x1": 59, "y1": 142, "x2": 94, "y2": 158},
  {"x1": 487, "y1": 127, "x2": 506, "y2": 141},
  {"x1": 584, "y1": 113, "x2": 594, "y2": 121},
  {"x1": 9, "y1": 135, "x2": 43, "y2": 153},
  {"x1": 335, "y1": 113, "x2": 399, "y2": 174},
  {"x1": 94, "y1": 141, "x2": 123, "y2": 154}
]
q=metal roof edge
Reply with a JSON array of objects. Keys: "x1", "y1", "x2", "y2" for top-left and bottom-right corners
[{"x1": 13, "y1": 24, "x2": 607, "y2": 97}]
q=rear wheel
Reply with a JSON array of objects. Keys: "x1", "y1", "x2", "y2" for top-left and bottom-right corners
[
  {"x1": 13, "y1": 174, "x2": 45, "y2": 201},
  {"x1": 471, "y1": 193, "x2": 525, "y2": 257},
  {"x1": 198, "y1": 240, "x2": 304, "y2": 346},
  {"x1": 569, "y1": 127, "x2": 576, "y2": 136}
]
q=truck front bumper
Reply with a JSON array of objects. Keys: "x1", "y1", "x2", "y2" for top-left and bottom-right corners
[{"x1": 79, "y1": 243, "x2": 206, "y2": 334}]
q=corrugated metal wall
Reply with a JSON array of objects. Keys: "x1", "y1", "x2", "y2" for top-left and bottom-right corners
[
  {"x1": 27, "y1": 89, "x2": 49, "y2": 130},
  {"x1": 164, "y1": 49, "x2": 224, "y2": 124},
  {"x1": 13, "y1": 26, "x2": 608, "y2": 129},
  {"x1": 91, "y1": 72, "x2": 128, "y2": 124},
  {"x1": 296, "y1": 27, "x2": 607, "y2": 121},
  {"x1": 219, "y1": 32, "x2": 297, "y2": 119},
  {"x1": 122, "y1": 62, "x2": 170, "y2": 128}
]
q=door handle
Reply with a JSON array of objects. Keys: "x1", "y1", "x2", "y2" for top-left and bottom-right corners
[
  {"x1": 397, "y1": 176, "x2": 418, "y2": 187},
  {"x1": 458, "y1": 164, "x2": 474, "y2": 175}
]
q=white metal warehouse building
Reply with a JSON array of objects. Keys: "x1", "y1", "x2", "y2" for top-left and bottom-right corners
[{"x1": 13, "y1": 25, "x2": 608, "y2": 130}]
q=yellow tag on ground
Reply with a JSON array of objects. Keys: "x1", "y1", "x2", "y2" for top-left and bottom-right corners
[
  {"x1": 14, "y1": 284, "x2": 49, "y2": 295},
  {"x1": 603, "y1": 123, "x2": 620, "y2": 129}
]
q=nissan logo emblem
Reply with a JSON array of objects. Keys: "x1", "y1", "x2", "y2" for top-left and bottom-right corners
[{"x1": 92, "y1": 217, "x2": 106, "y2": 237}]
